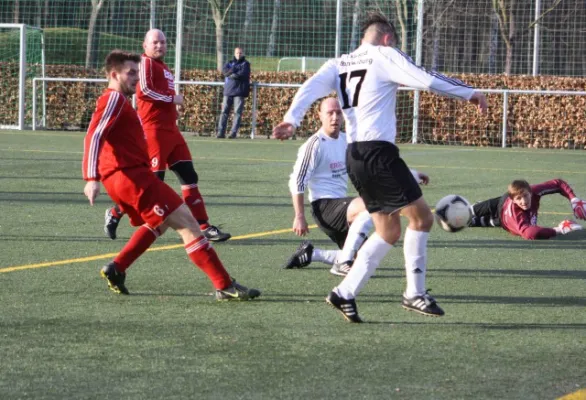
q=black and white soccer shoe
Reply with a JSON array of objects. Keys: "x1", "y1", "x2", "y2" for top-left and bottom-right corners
[
  {"x1": 402, "y1": 290, "x2": 445, "y2": 316},
  {"x1": 283, "y1": 241, "x2": 314, "y2": 269},
  {"x1": 326, "y1": 291, "x2": 363, "y2": 323}
]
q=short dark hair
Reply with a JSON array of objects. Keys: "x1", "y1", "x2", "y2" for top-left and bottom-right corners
[
  {"x1": 105, "y1": 50, "x2": 141, "y2": 73},
  {"x1": 361, "y1": 11, "x2": 397, "y2": 40}
]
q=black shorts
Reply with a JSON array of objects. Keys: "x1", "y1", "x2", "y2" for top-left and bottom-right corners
[
  {"x1": 346, "y1": 141, "x2": 422, "y2": 214},
  {"x1": 471, "y1": 193, "x2": 508, "y2": 227},
  {"x1": 310, "y1": 197, "x2": 353, "y2": 249}
]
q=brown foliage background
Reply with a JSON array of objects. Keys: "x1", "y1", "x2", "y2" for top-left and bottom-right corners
[{"x1": 4, "y1": 64, "x2": 586, "y2": 149}]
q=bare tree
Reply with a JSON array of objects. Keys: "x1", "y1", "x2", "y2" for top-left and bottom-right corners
[
  {"x1": 395, "y1": 0, "x2": 408, "y2": 52},
  {"x1": 243, "y1": 0, "x2": 254, "y2": 45},
  {"x1": 208, "y1": 0, "x2": 236, "y2": 71},
  {"x1": 266, "y1": 0, "x2": 281, "y2": 57},
  {"x1": 85, "y1": 0, "x2": 106, "y2": 69},
  {"x1": 349, "y1": 0, "x2": 361, "y2": 51},
  {"x1": 492, "y1": 0, "x2": 516, "y2": 75},
  {"x1": 488, "y1": 8, "x2": 499, "y2": 74},
  {"x1": 430, "y1": 0, "x2": 454, "y2": 71},
  {"x1": 13, "y1": 0, "x2": 20, "y2": 23},
  {"x1": 44, "y1": 0, "x2": 50, "y2": 27}
]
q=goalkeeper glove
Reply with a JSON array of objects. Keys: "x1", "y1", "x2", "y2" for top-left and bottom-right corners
[
  {"x1": 571, "y1": 197, "x2": 586, "y2": 220},
  {"x1": 554, "y1": 220, "x2": 583, "y2": 235}
]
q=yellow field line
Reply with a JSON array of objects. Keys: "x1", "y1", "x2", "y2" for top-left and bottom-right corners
[
  {"x1": 0, "y1": 206, "x2": 576, "y2": 274},
  {"x1": 557, "y1": 389, "x2": 586, "y2": 400},
  {"x1": 0, "y1": 226, "x2": 311, "y2": 274}
]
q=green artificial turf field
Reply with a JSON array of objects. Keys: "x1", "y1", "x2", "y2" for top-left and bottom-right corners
[{"x1": 0, "y1": 130, "x2": 585, "y2": 399}]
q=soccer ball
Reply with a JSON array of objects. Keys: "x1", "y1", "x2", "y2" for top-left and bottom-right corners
[{"x1": 434, "y1": 194, "x2": 472, "y2": 232}]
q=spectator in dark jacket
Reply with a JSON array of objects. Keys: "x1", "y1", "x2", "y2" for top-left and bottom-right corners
[{"x1": 217, "y1": 47, "x2": 251, "y2": 139}]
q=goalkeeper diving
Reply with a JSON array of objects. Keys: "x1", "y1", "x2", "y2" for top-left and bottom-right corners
[{"x1": 469, "y1": 179, "x2": 585, "y2": 239}]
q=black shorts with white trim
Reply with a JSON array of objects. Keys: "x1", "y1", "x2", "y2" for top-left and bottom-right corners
[
  {"x1": 346, "y1": 141, "x2": 422, "y2": 214},
  {"x1": 311, "y1": 197, "x2": 353, "y2": 249}
]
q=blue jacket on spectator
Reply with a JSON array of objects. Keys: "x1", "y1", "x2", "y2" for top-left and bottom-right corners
[{"x1": 222, "y1": 57, "x2": 251, "y2": 97}]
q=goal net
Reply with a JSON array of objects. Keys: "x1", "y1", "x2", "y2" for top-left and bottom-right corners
[
  {"x1": 4, "y1": 0, "x2": 585, "y2": 147},
  {"x1": 0, "y1": 24, "x2": 44, "y2": 129}
]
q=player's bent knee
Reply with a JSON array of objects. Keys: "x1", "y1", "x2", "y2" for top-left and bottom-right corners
[
  {"x1": 372, "y1": 212, "x2": 401, "y2": 244},
  {"x1": 164, "y1": 204, "x2": 202, "y2": 234},
  {"x1": 171, "y1": 161, "x2": 198, "y2": 185},
  {"x1": 346, "y1": 197, "x2": 367, "y2": 222}
]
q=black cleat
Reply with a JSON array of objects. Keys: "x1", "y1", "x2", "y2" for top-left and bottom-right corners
[
  {"x1": 100, "y1": 262, "x2": 129, "y2": 295},
  {"x1": 402, "y1": 290, "x2": 445, "y2": 316},
  {"x1": 215, "y1": 280, "x2": 261, "y2": 301},
  {"x1": 330, "y1": 260, "x2": 353, "y2": 277},
  {"x1": 326, "y1": 291, "x2": 363, "y2": 323},
  {"x1": 203, "y1": 225, "x2": 231, "y2": 242},
  {"x1": 283, "y1": 241, "x2": 314, "y2": 269},
  {"x1": 104, "y1": 208, "x2": 120, "y2": 240}
]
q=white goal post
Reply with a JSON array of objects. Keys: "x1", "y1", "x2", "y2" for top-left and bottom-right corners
[{"x1": 0, "y1": 23, "x2": 46, "y2": 130}]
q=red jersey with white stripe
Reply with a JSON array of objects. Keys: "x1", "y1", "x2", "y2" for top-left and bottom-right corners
[
  {"x1": 136, "y1": 54, "x2": 177, "y2": 129},
  {"x1": 500, "y1": 179, "x2": 576, "y2": 240},
  {"x1": 82, "y1": 89, "x2": 150, "y2": 181}
]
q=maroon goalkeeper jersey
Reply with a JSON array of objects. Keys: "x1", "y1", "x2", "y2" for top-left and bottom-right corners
[
  {"x1": 136, "y1": 54, "x2": 178, "y2": 130},
  {"x1": 500, "y1": 179, "x2": 576, "y2": 240},
  {"x1": 82, "y1": 89, "x2": 150, "y2": 181}
]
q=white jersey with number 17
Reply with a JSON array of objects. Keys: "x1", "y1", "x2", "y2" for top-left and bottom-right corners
[{"x1": 284, "y1": 42, "x2": 476, "y2": 144}]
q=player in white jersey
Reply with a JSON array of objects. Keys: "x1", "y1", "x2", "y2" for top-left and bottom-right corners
[
  {"x1": 274, "y1": 12, "x2": 487, "y2": 323},
  {"x1": 284, "y1": 99, "x2": 429, "y2": 277},
  {"x1": 283, "y1": 98, "x2": 372, "y2": 277}
]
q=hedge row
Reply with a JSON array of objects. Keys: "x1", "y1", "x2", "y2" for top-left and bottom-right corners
[{"x1": 3, "y1": 63, "x2": 586, "y2": 149}]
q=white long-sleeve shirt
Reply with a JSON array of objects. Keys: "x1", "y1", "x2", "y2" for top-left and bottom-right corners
[
  {"x1": 284, "y1": 43, "x2": 475, "y2": 143},
  {"x1": 288, "y1": 129, "x2": 348, "y2": 203}
]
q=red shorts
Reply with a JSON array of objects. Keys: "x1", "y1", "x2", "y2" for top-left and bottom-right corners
[
  {"x1": 103, "y1": 167, "x2": 183, "y2": 228},
  {"x1": 144, "y1": 126, "x2": 193, "y2": 172}
]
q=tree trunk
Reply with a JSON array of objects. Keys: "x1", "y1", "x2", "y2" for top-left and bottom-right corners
[
  {"x1": 13, "y1": 0, "x2": 20, "y2": 23},
  {"x1": 44, "y1": 0, "x2": 50, "y2": 27},
  {"x1": 243, "y1": 0, "x2": 254, "y2": 45},
  {"x1": 488, "y1": 10, "x2": 499, "y2": 74},
  {"x1": 349, "y1": 0, "x2": 361, "y2": 51},
  {"x1": 85, "y1": 0, "x2": 105, "y2": 69},
  {"x1": 267, "y1": 0, "x2": 280, "y2": 57},
  {"x1": 430, "y1": 0, "x2": 441, "y2": 70},
  {"x1": 209, "y1": 5, "x2": 224, "y2": 71},
  {"x1": 395, "y1": 0, "x2": 408, "y2": 52},
  {"x1": 208, "y1": 0, "x2": 235, "y2": 71},
  {"x1": 504, "y1": 1, "x2": 515, "y2": 75}
]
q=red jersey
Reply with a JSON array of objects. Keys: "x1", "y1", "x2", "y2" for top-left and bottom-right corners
[
  {"x1": 82, "y1": 89, "x2": 150, "y2": 181},
  {"x1": 137, "y1": 54, "x2": 177, "y2": 129},
  {"x1": 500, "y1": 179, "x2": 576, "y2": 240}
]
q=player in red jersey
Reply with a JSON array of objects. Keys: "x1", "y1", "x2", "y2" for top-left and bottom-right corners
[
  {"x1": 83, "y1": 50, "x2": 259, "y2": 300},
  {"x1": 469, "y1": 179, "x2": 585, "y2": 239},
  {"x1": 103, "y1": 29, "x2": 230, "y2": 243}
]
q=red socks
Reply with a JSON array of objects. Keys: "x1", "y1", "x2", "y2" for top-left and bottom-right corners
[
  {"x1": 181, "y1": 184, "x2": 210, "y2": 229},
  {"x1": 185, "y1": 236, "x2": 231, "y2": 289},
  {"x1": 111, "y1": 205, "x2": 124, "y2": 219},
  {"x1": 113, "y1": 225, "x2": 159, "y2": 272}
]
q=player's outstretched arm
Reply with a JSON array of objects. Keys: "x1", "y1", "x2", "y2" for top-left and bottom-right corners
[
  {"x1": 554, "y1": 220, "x2": 583, "y2": 235},
  {"x1": 469, "y1": 92, "x2": 488, "y2": 114},
  {"x1": 274, "y1": 60, "x2": 338, "y2": 140},
  {"x1": 571, "y1": 197, "x2": 586, "y2": 220},
  {"x1": 273, "y1": 122, "x2": 296, "y2": 140}
]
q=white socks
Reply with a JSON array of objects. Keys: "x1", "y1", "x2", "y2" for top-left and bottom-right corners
[
  {"x1": 335, "y1": 232, "x2": 392, "y2": 299},
  {"x1": 403, "y1": 227, "x2": 428, "y2": 298},
  {"x1": 312, "y1": 248, "x2": 339, "y2": 265},
  {"x1": 338, "y1": 210, "x2": 373, "y2": 263}
]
